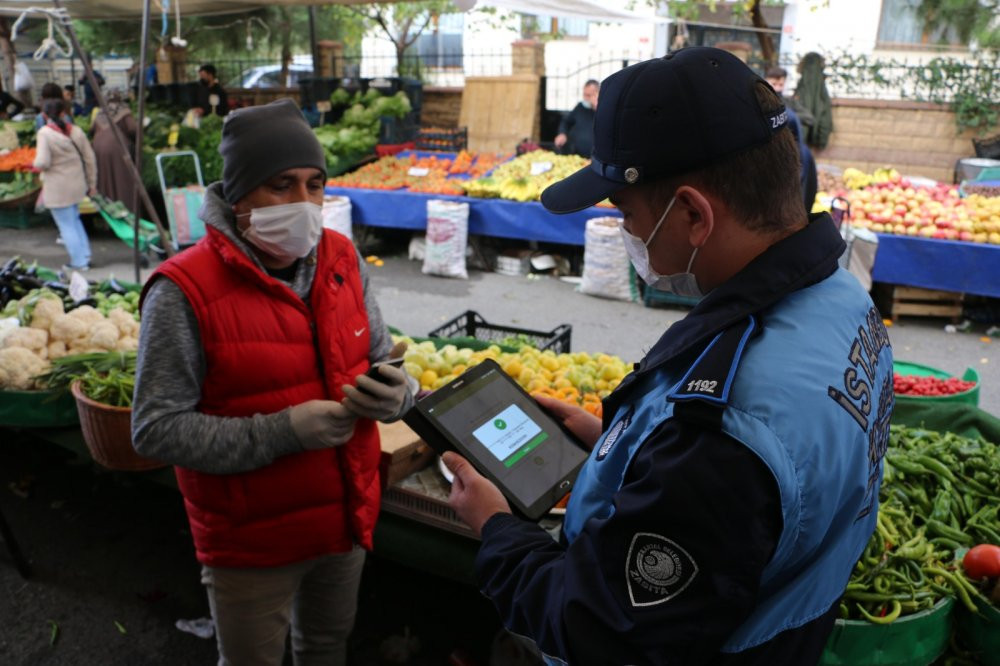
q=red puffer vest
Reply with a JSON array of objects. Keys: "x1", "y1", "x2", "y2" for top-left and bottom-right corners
[{"x1": 144, "y1": 226, "x2": 381, "y2": 568}]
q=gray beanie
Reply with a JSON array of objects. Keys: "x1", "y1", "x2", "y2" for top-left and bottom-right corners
[{"x1": 220, "y1": 98, "x2": 327, "y2": 205}]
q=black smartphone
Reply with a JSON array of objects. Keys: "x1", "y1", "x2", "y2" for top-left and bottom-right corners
[{"x1": 361, "y1": 357, "x2": 405, "y2": 388}]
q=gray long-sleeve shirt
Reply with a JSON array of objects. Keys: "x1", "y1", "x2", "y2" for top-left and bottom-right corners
[{"x1": 131, "y1": 183, "x2": 410, "y2": 474}]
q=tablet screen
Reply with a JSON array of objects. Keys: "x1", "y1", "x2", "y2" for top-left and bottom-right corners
[{"x1": 418, "y1": 361, "x2": 587, "y2": 513}]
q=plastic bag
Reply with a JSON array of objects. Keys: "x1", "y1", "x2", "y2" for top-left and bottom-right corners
[
  {"x1": 581, "y1": 217, "x2": 637, "y2": 301},
  {"x1": 321, "y1": 195, "x2": 352, "y2": 240},
  {"x1": 422, "y1": 200, "x2": 469, "y2": 279}
]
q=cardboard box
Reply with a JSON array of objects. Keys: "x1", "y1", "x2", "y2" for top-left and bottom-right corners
[{"x1": 378, "y1": 420, "x2": 435, "y2": 489}]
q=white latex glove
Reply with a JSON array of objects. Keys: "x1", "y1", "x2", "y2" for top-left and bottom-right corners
[
  {"x1": 342, "y1": 362, "x2": 410, "y2": 422},
  {"x1": 289, "y1": 400, "x2": 357, "y2": 449}
]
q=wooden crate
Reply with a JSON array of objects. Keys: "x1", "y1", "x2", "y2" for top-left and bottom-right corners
[
  {"x1": 889, "y1": 285, "x2": 964, "y2": 321},
  {"x1": 378, "y1": 420, "x2": 435, "y2": 490},
  {"x1": 459, "y1": 75, "x2": 540, "y2": 153}
]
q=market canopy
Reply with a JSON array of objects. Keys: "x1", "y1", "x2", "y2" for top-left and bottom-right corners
[
  {"x1": 0, "y1": 0, "x2": 405, "y2": 20},
  {"x1": 0, "y1": 0, "x2": 659, "y2": 23}
]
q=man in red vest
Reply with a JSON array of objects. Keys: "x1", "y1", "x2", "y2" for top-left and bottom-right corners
[{"x1": 132, "y1": 98, "x2": 412, "y2": 666}]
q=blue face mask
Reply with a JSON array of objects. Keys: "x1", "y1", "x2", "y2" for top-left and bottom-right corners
[
  {"x1": 581, "y1": 100, "x2": 593, "y2": 109},
  {"x1": 619, "y1": 195, "x2": 703, "y2": 299}
]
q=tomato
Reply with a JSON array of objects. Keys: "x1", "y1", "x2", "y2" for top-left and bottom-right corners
[{"x1": 963, "y1": 544, "x2": 1000, "y2": 580}]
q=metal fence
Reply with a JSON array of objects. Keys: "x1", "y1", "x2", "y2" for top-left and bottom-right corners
[{"x1": 169, "y1": 49, "x2": 998, "y2": 110}]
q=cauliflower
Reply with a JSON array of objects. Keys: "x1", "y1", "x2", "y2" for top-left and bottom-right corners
[
  {"x1": 88, "y1": 321, "x2": 120, "y2": 351},
  {"x1": 67, "y1": 305, "x2": 104, "y2": 328},
  {"x1": 107, "y1": 307, "x2": 140, "y2": 339},
  {"x1": 50, "y1": 314, "x2": 88, "y2": 343},
  {"x1": 2, "y1": 327, "x2": 48, "y2": 353},
  {"x1": 30, "y1": 296, "x2": 65, "y2": 331},
  {"x1": 0, "y1": 346, "x2": 50, "y2": 390},
  {"x1": 47, "y1": 341, "x2": 68, "y2": 359},
  {"x1": 114, "y1": 336, "x2": 138, "y2": 352}
]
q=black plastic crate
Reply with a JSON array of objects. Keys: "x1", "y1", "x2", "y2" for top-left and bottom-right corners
[
  {"x1": 416, "y1": 126, "x2": 468, "y2": 152},
  {"x1": 299, "y1": 76, "x2": 340, "y2": 110},
  {"x1": 379, "y1": 112, "x2": 419, "y2": 144},
  {"x1": 973, "y1": 134, "x2": 1000, "y2": 160},
  {"x1": 428, "y1": 311, "x2": 572, "y2": 354}
]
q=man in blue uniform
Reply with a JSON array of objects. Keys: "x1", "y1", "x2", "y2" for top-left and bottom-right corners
[{"x1": 444, "y1": 47, "x2": 893, "y2": 665}]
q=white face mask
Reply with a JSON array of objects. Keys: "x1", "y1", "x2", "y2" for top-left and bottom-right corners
[
  {"x1": 620, "y1": 195, "x2": 703, "y2": 299},
  {"x1": 238, "y1": 201, "x2": 323, "y2": 263}
]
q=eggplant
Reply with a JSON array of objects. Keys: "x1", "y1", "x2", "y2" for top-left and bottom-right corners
[
  {"x1": 0, "y1": 257, "x2": 20, "y2": 275},
  {"x1": 0, "y1": 284, "x2": 12, "y2": 305},
  {"x1": 14, "y1": 275, "x2": 43, "y2": 290},
  {"x1": 105, "y1": 277, "x2": 128, "y2": 295},
  {"x1": 24, "y1": 264, "x2": 37, "y2": 277},
  {"x1": 43, "y1": 280, "x2": 70, "y2": 294}
]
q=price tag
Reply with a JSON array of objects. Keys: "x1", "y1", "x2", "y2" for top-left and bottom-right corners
[
  {"x1": 208, "y1": 94, "x2": 220, "y2": 108},
  {"x1": 317, "y1": 100, "x2": 332, "y2": 113},
  {"x1": 407, "y1": 167, "x2": 430, "y2": 177},
  {"x1": 530, "y1": 161, "x2": 553, "y2": 176}
]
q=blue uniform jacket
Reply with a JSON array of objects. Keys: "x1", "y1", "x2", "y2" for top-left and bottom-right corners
[{"x1": 475, "y1": 215, "x2": 893, "y2": 665}]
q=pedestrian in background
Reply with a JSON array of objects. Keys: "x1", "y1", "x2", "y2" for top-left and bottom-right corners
[
  {"x1": 63, "y1": 85, "x2": 84, "y2": 117},
  {"x1": 33, "y1": 99, "x2": 98, "y2": 271},
  {"x1": 766, "y1": 65, "x2": 818, "y2": 213},
  {"x1": 35, "y1": 83, "x2": 69, "y2": 129},
  {"x1": 90, "y1": 88, "x2": 138, "y2": 211},
  {"x1": 794, "y1": 52, "x2": 834, "y2": 150},
  {"x1": 554, "y1": 79, "x2": 599, "y2": 158}
]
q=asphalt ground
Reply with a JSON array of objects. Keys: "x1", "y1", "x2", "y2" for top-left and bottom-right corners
[{"x1": 3, "y1": 220, "x2": 997, "y2": 414}]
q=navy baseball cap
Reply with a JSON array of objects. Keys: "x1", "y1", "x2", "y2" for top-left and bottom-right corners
[{"x1": 541, "y1": 47, "x2": 789, "y2": 214}]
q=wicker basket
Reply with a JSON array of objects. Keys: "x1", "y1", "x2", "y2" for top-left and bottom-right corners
[
  {"x1": 0, "y1": 186, "x2": 41, "y2": 210},
  {"x1": 71, "y1": 380, "x2": 166, "y2": 472}
]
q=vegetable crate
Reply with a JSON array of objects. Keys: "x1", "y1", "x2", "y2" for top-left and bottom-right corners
[
  {"x1": 888, "y1": 286, "x2": 963, "y2": 322},
  {"x1": 0, "y1": 201, "x2": 47, "y2": 230},
  {"x1": 820, "y1": 597, "x2": 954, "y2": 666},
  {"x1": 428, "y1": 310, "x2": 572, "y2": 354},
  {"x1": 416, "y1": 127, "x2": 468, "y2": 152},
  {"x1": 893, "y1": 360, "x2": 980, "y2": 406}
]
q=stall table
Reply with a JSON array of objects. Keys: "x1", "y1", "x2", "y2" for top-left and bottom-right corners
[
  {"x1": 871, "y1": 234, "x2": 1000, "y2": 299},
  {"x1": 325, "y1": 186, "x2": 620, "y2": 246}
]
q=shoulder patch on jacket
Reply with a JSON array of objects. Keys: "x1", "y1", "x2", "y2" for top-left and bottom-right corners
[{"x1": 668, "y1": 315, "x2": 758, "y2": 407}]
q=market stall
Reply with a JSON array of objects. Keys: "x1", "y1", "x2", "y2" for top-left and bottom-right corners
[
  {"x1": 325, "y1": 150, "x2": 621, "y2": 245},
  {"x1": 817, "y1": 167, "x2": 1000, "y2": 304}
]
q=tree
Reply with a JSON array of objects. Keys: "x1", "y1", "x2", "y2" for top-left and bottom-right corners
[
  {"x1": 915, "y1": 0, "x2": 1000, "y2": 48},
  {"x1": 347, "y1": 1, "x2": 457, "y2": 78},
  {"x1": 654, "y1": 1, "x2": 788, "y2": 66}
]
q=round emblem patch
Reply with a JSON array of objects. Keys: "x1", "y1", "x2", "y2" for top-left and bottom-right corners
[
  {"x1": 625, "y1": 533, "x2": 698, "y2": 607},
  {"x1": 624, "y1": 167, "x2": 639, "y2": 184}
]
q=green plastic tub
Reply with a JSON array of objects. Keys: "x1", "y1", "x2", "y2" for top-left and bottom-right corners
[
  {"x1": 820, "y1": 597, "x2": 954, "y2": 666},
  {"x1": 0, "y1": 388, "x2": 79, "y2": 427},
  {"x1": 956, "y1": 594, "x2": 1000, "y2": 666},
  {"x1": 893, "y1": 360, "x2": 980, "y2": 407}
]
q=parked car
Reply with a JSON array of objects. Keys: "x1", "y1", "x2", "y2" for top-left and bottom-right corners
[{"x1": 228, "y1": 63, "x2": 313, "y2": 89}]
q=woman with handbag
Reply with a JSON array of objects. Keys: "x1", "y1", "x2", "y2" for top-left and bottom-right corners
[{"x1": 33, "y1": 99, "x2": 98, "y2": 271}]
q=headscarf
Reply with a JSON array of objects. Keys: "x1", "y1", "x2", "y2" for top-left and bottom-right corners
[{"x1": 96, "y1": 88, "x2": 131, "y2": 128}]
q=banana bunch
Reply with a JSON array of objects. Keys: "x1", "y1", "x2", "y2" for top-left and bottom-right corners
[
  {"x1": 498, "y1": 178, "x2": 541, "y2": 202},
  {"x1": 464, "y1": 150, "x2": 589, "y2": 201},
  {"x1": 842, "y1": 167, "x2": 873, "y2": 190},
  {"x1": 462, "y1": 177, "x2": 501, "y2": 198}
]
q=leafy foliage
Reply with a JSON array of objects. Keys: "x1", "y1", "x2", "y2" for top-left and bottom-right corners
[{"x1": 823, "y1": 50, "x2": 1000, "y2": 134}]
